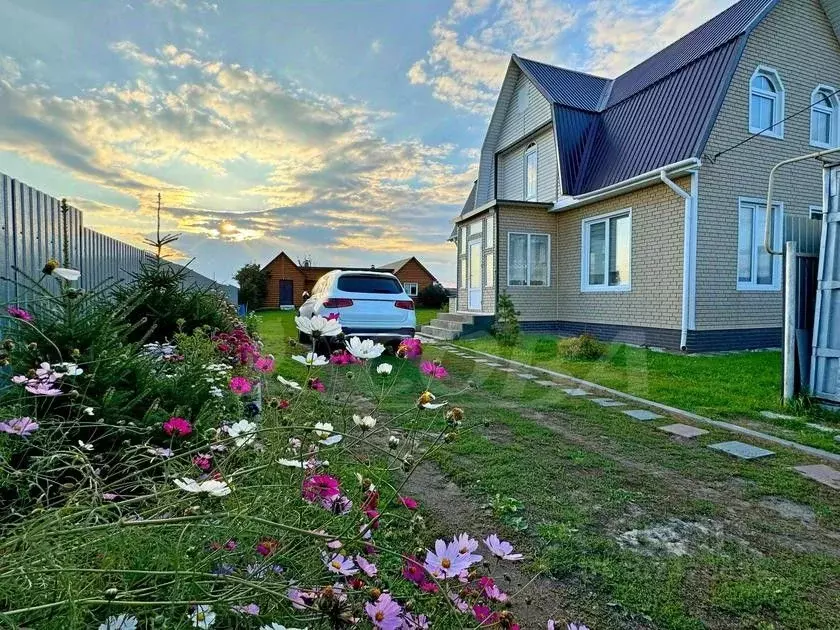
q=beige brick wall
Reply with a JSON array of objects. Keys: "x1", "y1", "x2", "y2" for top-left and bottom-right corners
[
  {"x1": 697, "y1": 0, "x2": 840, "y2": 330},
  {"x1": 555, "y1": 180, "x2": 687, "y2": 329}
]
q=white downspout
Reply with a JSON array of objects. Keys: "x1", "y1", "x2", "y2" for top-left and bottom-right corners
[{"x1": 660, "y1": 170, "x2": 697, "y2": 351}]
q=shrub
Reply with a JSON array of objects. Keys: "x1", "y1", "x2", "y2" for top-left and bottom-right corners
[
  {"x1": 492, "y1": 290, "x2": 520, "y2": 347},
  {"x1": 557, "y1": 333, "x2": 607, "y2": 361},
  {"x1": 417, "y1": 282, "x2": 448, "y2": 308}
]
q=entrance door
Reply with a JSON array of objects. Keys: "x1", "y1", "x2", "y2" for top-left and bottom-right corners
[
  {"x1": 279, "y1": 280, "x2": 294, "y2": 307},
  {"x1": 468, "y1": 240, "x2": 482, "y2": 311}
]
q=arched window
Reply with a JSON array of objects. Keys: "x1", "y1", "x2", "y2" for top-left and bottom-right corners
[
  {"x1": 811, "y1": 86, "x2": 838, "y2": 148},
  {"x1": 749, "y1": 67, "x2": 784, "y2": 138}
]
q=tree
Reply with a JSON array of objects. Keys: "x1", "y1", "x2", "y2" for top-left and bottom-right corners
[
  {"x1": 491, "y1": 290, "x2": 520, "y2": 347},
  {"x1": 417, "y1": 282, "x2": 449, "y2": 308},
  {"x1": 235, "y1": 263, "x2": 268, "y2": 311}
]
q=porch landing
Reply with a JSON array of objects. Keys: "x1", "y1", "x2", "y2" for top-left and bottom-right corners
[{"x1": 420, "y1": 311, "x2": 494, "y2": 341}]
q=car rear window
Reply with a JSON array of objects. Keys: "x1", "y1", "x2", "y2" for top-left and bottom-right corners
[{"x1": 336, "y1": 274, "x2": 403, "y2": 294}]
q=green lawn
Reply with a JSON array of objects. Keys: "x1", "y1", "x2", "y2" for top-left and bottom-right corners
[{"x1": 456, "y1": 334, "x2": 840, "y2": 453}]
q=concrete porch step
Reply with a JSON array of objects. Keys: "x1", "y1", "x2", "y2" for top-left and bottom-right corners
[
  {"x1": 437, "y1": 312, "x2": 476, "y2": 324},
  {"x1": 430, "y1": 318, "x2": 465, "y2": 331},
  {"x1": 420, "y1": 325, "x2": 459, "y2": 341}
]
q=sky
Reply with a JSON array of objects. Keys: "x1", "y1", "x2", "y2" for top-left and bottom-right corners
[{"x1": 0, "y1": 0, "x2": 738, "y2": 286}]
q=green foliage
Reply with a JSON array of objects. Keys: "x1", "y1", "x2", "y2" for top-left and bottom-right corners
[
  {"x1": 491, "y1": 290, "x2": 520, "y2": 347},
  {"x1": 417, "y1": 282, "x2": 448, "y2": 308},
  {"x1": 234, "y1": 262, "x2": 268, "y2": 311},
  {"x1": 557, "y1": 334, "x2": 607, "y2": 361},
  {"x1": 113, "y1": 258, "x2": 238, "y2": 343}
]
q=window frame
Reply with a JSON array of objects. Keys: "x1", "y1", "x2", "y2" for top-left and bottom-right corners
[
  {"x1": 485, "y1": 252, "x2": 494, "y2": 288},
  {"x1": 810, "y1": 85, "x2": 838, "y2": 149},
  {"x1": 736, "y1": 197, "x2": 784, "y2": 292},
  {"x1": 506, "y1": 231, "x2": 551, "y2": 287},
  {"x1": 580, "y1": 208, "x2": 633, "y2": 293},
  {"x1": 524, "y1": 143, "x2": 538, "y2": 202},
  {"x1": 810, "y1": 205, "x2": 824, "y2": 221},
  {"x1": 517, "y1": 83, "x2": 529, "y2": 113},
  {"x1": 749, "y1": 66, "x2": 785, "y2": 139},
  {"x1": 402, "y1": 282, "x2": 419, "y2": 297},
  {"x1": 485, "y1": 215, "x2": 495, "y2": 248}
]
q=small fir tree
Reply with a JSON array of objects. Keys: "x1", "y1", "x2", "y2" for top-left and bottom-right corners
[{"x1": 492, "y1": 290, "x2": 520, "y2": 347}]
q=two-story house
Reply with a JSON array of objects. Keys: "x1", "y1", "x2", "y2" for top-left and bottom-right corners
[{"x1": 439, "y1": 0, "x2": 840, "y2": 352}]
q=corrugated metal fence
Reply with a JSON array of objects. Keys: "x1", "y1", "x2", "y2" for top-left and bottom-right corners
[{"x1": 1, "y1": 173, "x2": 238, "y2": 305}]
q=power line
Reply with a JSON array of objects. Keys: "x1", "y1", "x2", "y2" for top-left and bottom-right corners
[{"x1": 709, "y1": 87, "x2": 840, "y2": 163}]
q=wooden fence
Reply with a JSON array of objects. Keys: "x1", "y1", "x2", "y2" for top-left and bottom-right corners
[{"x1": 0, "y1": 173, "x2": 238, "y2": 305}]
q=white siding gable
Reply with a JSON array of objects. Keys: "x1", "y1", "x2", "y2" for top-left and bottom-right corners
[
  {"x1": 497, "y1": 72, "x2": 553, "y2": 151},
  {"x1": 497, "y1": 128, "x2": 559, "y2": 202}
]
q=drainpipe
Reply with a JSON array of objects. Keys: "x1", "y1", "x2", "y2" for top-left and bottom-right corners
[{"x1": 660, "y1": 170, "x2": 697, "y2": 351}]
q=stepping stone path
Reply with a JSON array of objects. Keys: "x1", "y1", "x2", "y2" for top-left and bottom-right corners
[
  {"x1": 517, "y1": 373, "x2": 537, "y2": 380},
  {"x1": 498, "y1": 368, "x2": 516, "y2": 372},
  {"x1": 658, "y1": 423, "x2": 709, "y2": 438},
  {"x1": 805, "y1": 423, "x2": 839, "y2": 434},
  {"x1": 794, "y1": 464, "x2": 840, "y2": 489},
  {"x1": 485, "y1": 362, "x2": 502, "y2": 367},
  {"x1": 709, "y1": 441, "x2": 775, "y2": 459},
  {"x1": 535, "y1": 380, "x2": 559, "y2": 387},
  {"x1": 590, "y1": 398, "x2": 625, "y2": 407},
  {"x1": 623, "y1": 409, "x2": 663, "y2": 421},
  {"x1": 562, "y1": 388, "x2": 590, "y2": 396},
  {"x1": 760, "y1": 411, "x2": 799, "y2": 420}
]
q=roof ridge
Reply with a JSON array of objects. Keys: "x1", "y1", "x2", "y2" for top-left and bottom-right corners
[{"x1": 513, "y1": 54, "x2": 609, "y2": 81}]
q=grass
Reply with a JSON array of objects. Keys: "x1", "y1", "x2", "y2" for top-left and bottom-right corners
[
  {"x1": 456, "y1": 333, "x2": 840, "y2": 453},
  {"x1": 255, "y1": 311, "x2": 840, "y2": 628}
]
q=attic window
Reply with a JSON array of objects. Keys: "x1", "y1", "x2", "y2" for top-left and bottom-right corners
[
  {"x1": 517, "y1": 85, "x2": 529, "y2": 113},
  {"x1": 810, "y1": 86, "x2": 838, "y2": 149},
  {"x1": 749, "y1": 67, "x2": 784, "y2": 138}
]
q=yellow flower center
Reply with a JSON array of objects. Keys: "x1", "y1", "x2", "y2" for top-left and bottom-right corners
[
  {"x1": 196, "y1": 612, "x2": 205, "y2": 621},
  {"x1": 441, "y1": 558, "x2": 451, "y2": 569},
  {"x1": 376, "y1": 611, "x2": 385, "y2": 622},
  {"x1": 332, "y1": 560, "x2": 342, "y2": 569}
]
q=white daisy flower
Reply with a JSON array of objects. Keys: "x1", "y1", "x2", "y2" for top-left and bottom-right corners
[
  {"x1": 52, "y1": 267, "x2": 81, "y2": 282},
  {"x1": 376, "y1": 363, "x2": 393, "y2": 375},
  {"x1": 189, "y1": 605, "x2": 217, "y2": 628},
  {"x1": 227, "y1": 419, "x2": 258, "y2": 447},
  {"x1": 346, "y1": 337, "x2": 385, "y2": 360},
  {"x1": 352, "y1": 414, "x2": 377, "y2": 430},
  {"x1": 174, "y1": 478, "x2": 231, "y2": 497},
  {"x1": 99, "y1": 614, "x2": 138, "y2": 630},
  {"x1": 312, "y1": 421, "x2": 342, "y2": 445},
  {"x1": 295, "y1": 315, "x2": 342, "y2": 337},
  {"x1": 292, "y1": 353, "x2": 329, "y2": 367},
  {"x1": 277, "y1": 376, "x2": 303, "y2": 390}
]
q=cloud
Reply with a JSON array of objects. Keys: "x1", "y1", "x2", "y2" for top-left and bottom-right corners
[
  {"x1": 370, "y1": 39, "x2": 382, "y2": 54},
  {"x1": 0, "y1": 42, "x2": 470, "y2": 284}
]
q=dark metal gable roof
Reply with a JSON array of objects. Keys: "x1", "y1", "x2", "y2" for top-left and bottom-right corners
[{"x1": 507, "y1": 0, "x2": 780, "y2": 195}]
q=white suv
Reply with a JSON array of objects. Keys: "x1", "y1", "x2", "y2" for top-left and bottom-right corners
[{"x1": 298, "y1": 270, "x2": 416, "y2": 345}]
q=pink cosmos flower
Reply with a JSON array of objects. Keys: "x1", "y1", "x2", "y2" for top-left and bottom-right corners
[
  {"x1": 448, "y1": 592, "x2": 470, "y2": 613},
  {"x1": 162, "y1": 417, "x2": 192, "y2": 437},
  {"x1": 255, "y1": 538, "x2": 278, "y2": 557},
  {"x1": 483, "y1": 534, "x2": 523, "y2": 560},
  {"x1": 231, "y1": 603, "x2": 260, "y2": 615},
  {"x1": 193, "y1": 453, "x2": 213, "y2": 472},
  {"x1": 397, "y1": 495, "x2": 419, "y2": 510},
  {"x1": 397, "y1": 337, "x2": 423, "y2": 359},
  {"x1": 11, "y1": 375, "x2": 28, "y2": 385},
  {"x1": 365, "y1": 593, "x2": 403, "y2": 630},
  {"x1": 323, "y1": 552, "x2": 358, "y2": 576},
  {"x1": 229, "y1": 376, "x2": 252, "y2": 395},
  {"x1": 402, "y1": 613, "x2": 430, "y2": 629},
  {"x1": 423, "y1": 539, "x2": 472, "y2": 579},
  {"x1": 356, "y1": 555, "x2": 378, "y2": 577},
  {"x1": 102, "y1": 493, "x2": 119, "y2": 501},
  {"x1": 330, "y1": 350, "x2": 360, "y2": 366},
  {"x1": 419, "y1": 581, "x2": 439, "y2": 593},
  {"x1": 402, "y1": 557, "x2": 425, "y2": 585},
  {"x1": 479, "y1": 576, "x2": 508, "y2": 602},
  {"x1": 420, "y1": 361, "x2": 447, "y2": 379},
  {"x1": 0, "y1": 417, "x2": 39, "y2": 437},
  {"x1": 452, "y1": 533, "x2": 482, "y2": 563},
  {"x1": 254, "y1": 355, "x2": 275, "y2": 373},
  {"x1": 6, "y1": 305, "x2": 33, "y2": 322},
  {"x1": 25, "y1": 381, "x2": 62, "y2": 396},
  {"x1": 302, "y1": 474, "x2": 341, "y2": 503},
  {"x1": 567, "y1": 624, "x2": 590, "y2": 630},
  {"x1": 209, "y1": 539, "x2": 237, "y2": 551},
  {"x1": 473, "y1": 604, "x2": 499, "y2": 627},
  {"x1": 325, "y1": 312, "x2": 341, "y2": 321},
  {"x1": 308, "y1": 377, "x2": 326, "y2": 392}
]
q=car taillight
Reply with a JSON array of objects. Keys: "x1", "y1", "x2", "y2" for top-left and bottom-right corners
[
  {"x1": 322, "y1": 298, "x2": 354, "y2": 308},
  {"x1": 394, "y1": 300, "x2": 415, "y2": 310}
]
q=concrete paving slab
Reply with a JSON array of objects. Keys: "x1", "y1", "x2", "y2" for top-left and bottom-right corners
[
  {"x1": 658, "y1": 423, "x2": 709, "y2": 438},
  {"x1": 794, "y1": 464, "x2": 840, "y2": 489},
  {"x1": 623, "y1": 409, "x2": 664, "y2": 421},
  {"x1": 805, "y1": 423, "x2": 839, "y2": 434},
  {"x1": 535, "y1": 380, "x2": 559, "y2": 387},
  {"x1": 562, "y1": 388, "x2": 590, "y2": 396},
  {"x1": 760, "y1": 411, "x2": 799, "y2": 420},
  {"x1": 517, "y1": 373, "x2": 537, "y2": 380},
  {"x1": 498, "y1": 368, "x2": 516, "y2": 372},
  {"x1": 590, "y1": 398, "x2": 625, "y2": 407},
  {"x1": 709, "y1": 441, "x2": 774, "y2": 459},
  {"x1": 485, "y1": 362, "x2": 502, "y2": 367}
]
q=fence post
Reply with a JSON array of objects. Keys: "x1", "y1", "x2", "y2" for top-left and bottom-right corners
[{"x1": 783, "y1": 240, "x2": 797, "y2": 404}]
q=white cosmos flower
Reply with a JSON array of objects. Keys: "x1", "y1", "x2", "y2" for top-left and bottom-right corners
[
  {"x1": 312, "y1": 421, "x2": 342, "y2": 445},
  {"x1": 277, "y1": 458, "x2": 305, "y2": 468},
  {"x1": 346, "y1": 337, "x2": 385, "y2": 360},
  {"x1": 376, "y1": 363, "x2": 393, "y2": 375},
  {"x1": 353, "y1": 414, "x2": 376, "y2": 430},
  {"x1": 52, "y1": 267, "x2": 81, "y2": 282},
  {"x1": 78, "y1": 440, "x2": 94, "y2": 451},
  {"x1": 83, "y1": 406, "x2": 95, "y2": 416},
  {"x1": 419, "y1": 391, "x2": 448, "y2": 410},
  {"x1": 295, "y1": 315, "x2": 342, "y2": 337},
  {"x1": 227, "y1": 419, "x2": 258, "y2": 447},
  {"x1": 99, "y1": 615, "x2": 138, "y2": 630},
  {"x1": 189, "y1": 604, "x2": 217, "y2": 628},
  {"x1": 57, "y1": 362, "x2": 83, "y2": 376},
  {"x1": 277, "y1": 376, "x2": 302, "y2": 390},
  {"x1": 260, "y1": 624, "x2": 308, "y2": 630},
  {"x1": 174, "y1": 478, "x2": 231, "y2": 497},
  {"x1": 292, "y1": 353, "x2": 329, "y2": 367}
]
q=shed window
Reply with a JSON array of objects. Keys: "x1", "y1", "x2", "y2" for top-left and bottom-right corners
[{"x1": 403, "y1": 282, "x2": 419, "y2": 296}]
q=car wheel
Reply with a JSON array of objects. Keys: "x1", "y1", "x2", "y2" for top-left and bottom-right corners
[{"x1": 298, "y1": 331, "x2": 311, "y2": 345}]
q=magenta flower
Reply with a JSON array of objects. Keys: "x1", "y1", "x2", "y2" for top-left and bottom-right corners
[
  {"x1": 308, "y1": 377, "x2": 326, "y2": 392},
  {"x1": 356, "y1": 555, "x2": 378, "y2": 577},
  {"x1": 473, "y1": 604, "x2": 499, "y2": 626},
  {"x1": 483, "y1": 534, "x2": 523, "y2": 561},
  {"x1": 323, "y1": 552, "x2": 358, "y2": 576},
  {"x1": 254, "y1": 355, "x2": 275, "y2": 373},
  {"x1": 330, "y1": 350, "x2": 360, "y2": 366},
  {"x1": 479, "y1": 576, "x2": 508, "y2": 602},
  {"x1": 420, "y1": 361, "x2": 447, "y2": 379},
  {"x1": 398, "y1": 337, "x2": 423, "y2": 359},
  {"x1": 0, "y1": 417, "x2": 39, "y2": 437},
  {"x1": 229, "y1": 376, "x2": 252, "y2": 395},
  {"x1": 162, "y1": 417, "x2": 192, "y2": 437},
  {"x1": 6, "y1": 305, "x2": 33, "y2": 322},
  {"x1": 402, "y1": 557, "x2": 425, "y2": 585},
  {"x1": 365, "y1": 593, "x2": 403, "y2": 630},
  {"x1": 231, "y1": 603, "x2": 260, "y2": 615},
  {"x1": 423, "y1": 539, "x2": 471, "y2": 579},
  {"x1": 302, "y1": 474, "x2": 341, "y2": 503},
  {"x1": 193, "y1": 453, "x2": 213, "y2": 471},
  {"x1": 325, "y1": 312, "x2": 341, "y2": 321},
  {"x1": 398, "y1": 495, "x2": 419, "y2": 510}
]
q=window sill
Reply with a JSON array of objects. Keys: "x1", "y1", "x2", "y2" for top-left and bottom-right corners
[
  {"x1": 809, "y1": 140, "x2": 836, "y2": 150},
  {"x1": 748, "y1": 127, "x2": 784, "y2": 139},
  {"x1": 736, "y1": 284, "x2": 781, "y2": 292},
  {"x1": 580, "y1": 285, "x2": 631, "y2": 293}
]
